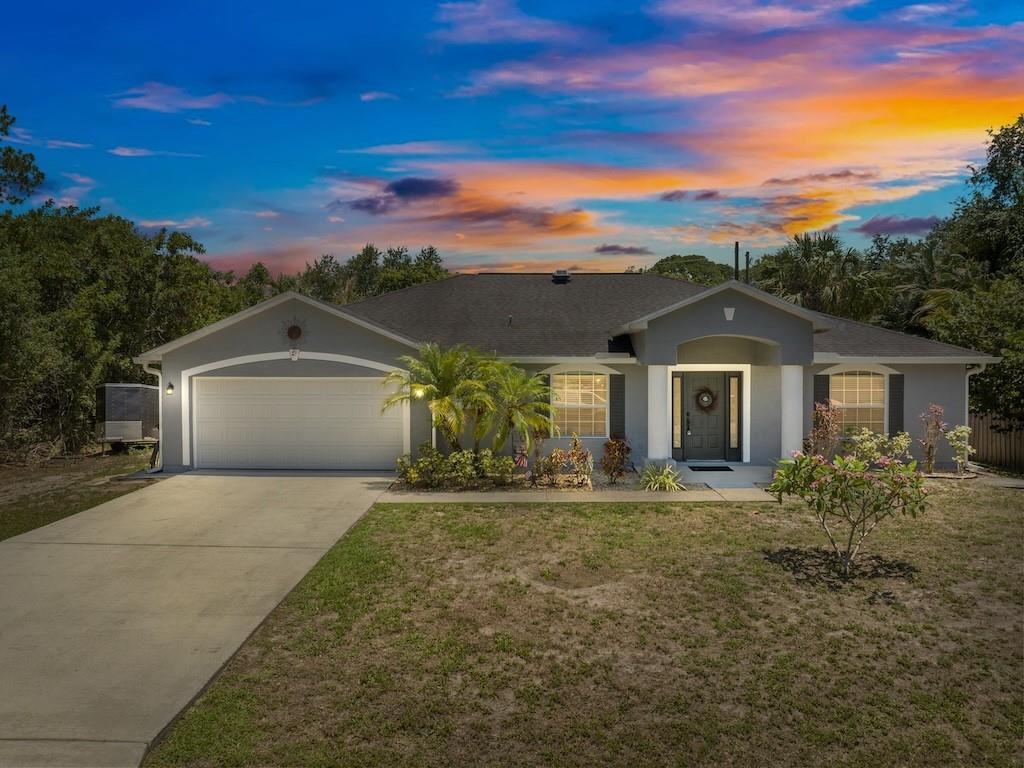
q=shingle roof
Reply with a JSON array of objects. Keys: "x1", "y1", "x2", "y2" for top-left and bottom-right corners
[
  {"x1": 810, "y1": 313, "x2": 987, "y2": 358},
  {"x1": 342, "y1": 273, "x2": 706, "y2": 356},
  {"x1": 341, "y1": 272, "x2": 991, "y2": 359}
]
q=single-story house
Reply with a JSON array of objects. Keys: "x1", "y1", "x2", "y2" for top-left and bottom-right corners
[{"x1": 134, "y1": 272, "x2": 997, "y2": 472}]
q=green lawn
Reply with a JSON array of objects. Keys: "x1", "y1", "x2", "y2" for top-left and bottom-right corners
[
  {"x1": 0, "y1": 453, "x2": 152, "y2": 541},
  {"x1": 147, "y1": 482, "x2": 1023, "y2": 768}
]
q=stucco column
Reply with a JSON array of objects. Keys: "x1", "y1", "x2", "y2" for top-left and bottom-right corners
[
  {"x1": 780, "y1": 365, "x2": 804, "y2": 458},
  {"x1": 647, "y1": 365, "x2": 671, "y2": 460}
]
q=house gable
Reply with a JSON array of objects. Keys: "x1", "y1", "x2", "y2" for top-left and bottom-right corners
[
  {"x1": 135, "y1": 291, "x2": 419, "y2": 363},
  {"x1": 630, "y1": 285, "x2": 817, "y2": 365}
]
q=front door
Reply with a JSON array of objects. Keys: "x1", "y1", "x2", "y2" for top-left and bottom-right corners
[{"x1": 672, "y1": 372, "x2": 727, "y2": 461}]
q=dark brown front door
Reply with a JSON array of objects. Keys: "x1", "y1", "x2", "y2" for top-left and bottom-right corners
[{"x1": 672, "y1": 372, "x2": 727, "y2": 461}]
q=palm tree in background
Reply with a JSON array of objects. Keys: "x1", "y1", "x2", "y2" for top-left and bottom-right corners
[
  {"x1": 756, "y1": 233, "x2": 885, "y2": 321},
  {"x1": 877, "y1": 236, "x2": 986, "y2": 332}
]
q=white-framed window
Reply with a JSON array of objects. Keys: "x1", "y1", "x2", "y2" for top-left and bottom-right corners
[
  {"x1": 829, "y1": 370, "x2": 885, "y2": 434},
  {"x1": 551, "y1": 372, "x2": 609, "y2": 438}
]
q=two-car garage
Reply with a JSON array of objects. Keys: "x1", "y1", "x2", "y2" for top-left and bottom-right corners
[{"x1": 192, "y1": 377, "x2": 406, "y2": 470}]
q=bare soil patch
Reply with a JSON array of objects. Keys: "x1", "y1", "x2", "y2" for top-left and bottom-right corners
[{"x1": 0, "y1": 453, "x2": 152, "y2": 540}]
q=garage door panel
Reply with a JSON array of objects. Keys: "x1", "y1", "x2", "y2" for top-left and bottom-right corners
[{"x1": 194, "y1": 377, "x2": 404, "y2": 470}]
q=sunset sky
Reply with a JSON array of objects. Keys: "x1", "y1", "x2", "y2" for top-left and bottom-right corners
[{"x1": 3, "y1": 1, "x2": 1022, "y2": 274}]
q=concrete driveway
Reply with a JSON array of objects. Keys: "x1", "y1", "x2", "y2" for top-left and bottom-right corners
[{"x1": 0, "y1": 472, "x2": 389, "y2": 767}]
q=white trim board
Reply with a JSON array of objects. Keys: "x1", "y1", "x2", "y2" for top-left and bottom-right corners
[
  {"x1": 813, "y1": 354, "x2": 999, "y2": 365},
  {"x1": 506, "y1": 356, "x2": 637, "y2": 365},
  {"x1": 179, "y1": 351, "x2": 409, "y2": 466},
  {"x1": 540, "y1": 362, "x2": 623, "y2": 376}
]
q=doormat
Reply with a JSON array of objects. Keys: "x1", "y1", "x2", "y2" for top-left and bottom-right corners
[{"x1": 686, "y1": 465, "x2": 733, "y2": 471}]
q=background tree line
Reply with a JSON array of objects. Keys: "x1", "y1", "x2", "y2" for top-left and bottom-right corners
[
  {"x1": 1, "y1": 106, "x2": 1020, "y2": 455},
  {"x1": 639, "y1": 116, "x2": 1023, "y2": 431},
  {"x1": 0, "y1": 106, "x2": 449, "y2": 455}
]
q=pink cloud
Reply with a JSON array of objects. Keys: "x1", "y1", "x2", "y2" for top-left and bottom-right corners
[
  {"x1": 360, "y1": 91, "x2": 398, "y2": 102},
  {"x1": 108, "y1": 146, "x2": 202, "y2": 158},
  {"x1": 138, "y1": 216, "x2": 212, "y2": 229},
  {"x1": 112, "y1": 82, "x2": 232, "y2": 113},
  {"x1": 32, "y1": 171, "x2": 97, "y2": 207},
  {"x1": 652, "y1": 0, "x2": 868, "y2": 30},
  {"x1": 434, "y1": 0, "x2": 581, "y2": 44},
  {"x1": 46, "y1": 139, "x2": 91, "y2": 149},
  {"x1": 341, "y1": 140, "x2": 474, "y2": 155}
]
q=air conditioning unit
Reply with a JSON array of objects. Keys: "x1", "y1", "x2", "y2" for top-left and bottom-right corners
[{"x1": 95, "y1": 383, "x2": 159, "y2": 442}]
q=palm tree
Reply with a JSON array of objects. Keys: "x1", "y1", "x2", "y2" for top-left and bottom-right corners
[
  {"x1": 382, "y1": 343, "x2": 488, "y2": 451},
  {"x1": 491, "y1": 366, "x2": 556, "y2": 454},
  {"x1": 756, "y1": 233, "x2": 884, "y2": 321},
  {"x1": 465, "y1": 355, "x2": 500, "y2": 455},
  {"x1": 881, "y1": 238, "x2": 985, "y2": 331}
]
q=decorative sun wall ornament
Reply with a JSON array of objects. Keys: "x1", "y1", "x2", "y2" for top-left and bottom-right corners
[
  {"x1": 695, "y1": 385, "x2": 717, "y2": 413},
  {"x1": 281, "y1": 316, "x2": 307, "y2": 345}
]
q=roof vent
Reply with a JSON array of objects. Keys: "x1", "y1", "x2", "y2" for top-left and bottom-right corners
[{"x1": 551, "y1": 269, "x2": 571, "y2": 284}]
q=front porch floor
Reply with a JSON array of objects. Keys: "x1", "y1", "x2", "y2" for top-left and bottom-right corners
[{"x1": 673, "y1": 463, "x2": 775, "y2": 489}]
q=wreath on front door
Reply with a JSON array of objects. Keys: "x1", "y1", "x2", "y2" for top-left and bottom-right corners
[{"x1": 695, "y1": 385, "x2": 717, "y2": 413}]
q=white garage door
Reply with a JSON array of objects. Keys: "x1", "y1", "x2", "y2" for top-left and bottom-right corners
[{"x1": 193, "y1": 377, "x2": 405, "y2": 470}]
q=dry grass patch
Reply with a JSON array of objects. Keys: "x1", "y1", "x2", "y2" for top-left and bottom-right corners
[
  {"x1": 147, "y1": 482, "x2": 1023, "y2": 768},
  {"x1": 0, "y1": 453, "x2": 151, "y2": 541}
]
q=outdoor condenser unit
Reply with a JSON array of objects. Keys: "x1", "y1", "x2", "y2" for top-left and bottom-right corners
[{"x1": 95, "y1": 383, "x2": 159, "y2": 442}]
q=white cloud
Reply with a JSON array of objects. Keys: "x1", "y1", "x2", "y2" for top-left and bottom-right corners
[
  {"x1": 108, "y1": 146, "x2": 202, "y2": 158},
  {"x1": 360, "y1": 91, "x2": 399, "y2": 102},
  {"x1": 138, "y1": 216, "x2": 212, "y2": 229},
  {"x1": 46, "y1": 139, "x2": 92, "y2": 149}
]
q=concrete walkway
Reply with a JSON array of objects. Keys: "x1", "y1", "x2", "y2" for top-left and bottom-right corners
[
  {"x1": 380, "y1": 486, "x2": 774, "y2": 503},
  {"x1": 0, "y1": 473, "x2": 389, "y2": 768}
]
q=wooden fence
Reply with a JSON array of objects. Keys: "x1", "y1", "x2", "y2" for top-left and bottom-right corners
[{"x1": 969, "y1": 413, "x2": 1024, "y2": 473}]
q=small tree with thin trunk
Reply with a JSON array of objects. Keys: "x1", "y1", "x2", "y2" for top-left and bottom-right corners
[{"x1": 769, "y1": 453, "x2": 928, "y2": 577}]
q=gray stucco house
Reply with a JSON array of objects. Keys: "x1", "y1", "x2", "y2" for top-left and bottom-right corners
[{"x1": 135, "y1": 272, "x2": 997, "y2": 472}]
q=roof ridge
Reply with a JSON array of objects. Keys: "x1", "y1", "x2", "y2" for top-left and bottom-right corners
[{"x1": 338, "y1": 272, "x2": 467, "y2": 311}]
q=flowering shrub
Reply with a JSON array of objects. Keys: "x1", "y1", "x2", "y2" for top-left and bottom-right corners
[
  {"x1": 845, "y1": 428, "x2": 912, "y2": 465},
  {"x1": 919, "y1": 404, "x2": 948, "y2": 473},
  {"x1": 945, "y1": 424, "x2": 975, "y2": 476},
  {"x1": 769, "y1": 453, "x2": 928, "y2": 576},
  {"x1": 600, "y1": 438, "x2": 631, "y2": 484},
  {"x1": 805, "y1": 401, "x2": 842, "y2": 458},
  {"x1": 397, "y1": 444, "x2": 514, "y2": 489}
]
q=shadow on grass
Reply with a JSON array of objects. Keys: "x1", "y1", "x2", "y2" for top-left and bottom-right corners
[{"x1": 763, "y1": 546, "x2": 918, "y2": 603}]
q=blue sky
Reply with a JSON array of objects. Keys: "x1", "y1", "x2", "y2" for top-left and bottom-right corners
[{"x1": 2, "y1": 0, "x2": 1022, "y2": 274}]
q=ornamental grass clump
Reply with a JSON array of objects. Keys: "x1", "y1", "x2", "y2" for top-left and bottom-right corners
[
  {"x1": 769, "y1": 453, "x2": 928, "y2": 577},
  {"x1": 640, "y1": 463, "x2": 683, "y2": 492}
]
